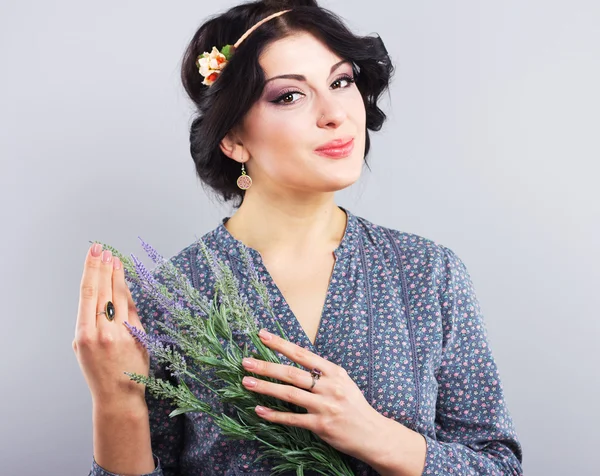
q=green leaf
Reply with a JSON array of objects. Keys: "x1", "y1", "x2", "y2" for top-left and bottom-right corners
[
  {"x1": 103, "y1": 237, "x2": 356, "y2": 475},
  {"x1": 220, "y1": 44, "x2": 234, "y2": 60},
  {"x1": 195, "y1": 355, "x2": 225, "y2": 367},
  {"x1": 169, "y1": 407, "x2": 196, "y2": 417}
]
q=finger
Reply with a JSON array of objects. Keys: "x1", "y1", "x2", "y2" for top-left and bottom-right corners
[
  {"x1": 242, "y1": 376, "x2": 321, "y2": 412},
  {"x1": 242, "y1": 358, "x2": 314, "y2": 391},
  {"x1": 96, "y1": 249, "x2": 115, "y2": 329},
  {"x1": 111, "y1": 256, "x2": 130, "y2": 326},
  {"x1": 124, "y1": 282, "x2": 144, "y2": 330},
  {"x1": 258, "y1": 329, "x2": 334, "y2": 374},
  {"x1": 254, "y1": 405, "x2": 317, "y2": 431},
  {"x1": 76, "y1": 243, "x2": 103, "y2": 336}
]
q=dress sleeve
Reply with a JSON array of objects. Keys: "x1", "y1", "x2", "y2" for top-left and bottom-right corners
[
  {"x1": 88, "y1": 278, "x2": 185, "y2": 476},
  {"x1": 421, "y1": 245, "x2": 524, "y2": 475},
  {"x1": 89, "y1": 454, "x2": 163, "y2": 476}
]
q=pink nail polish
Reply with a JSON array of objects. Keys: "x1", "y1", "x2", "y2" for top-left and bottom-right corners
[
  {"x1": 91, "y1": 243, "x2": 102, "y2": 257},
  {"x1": 258, "y1": 329, "x2": 272, "y2": 341},
  {"x1": 102, "y1": 250, "x2": 112, "y2": 263}
]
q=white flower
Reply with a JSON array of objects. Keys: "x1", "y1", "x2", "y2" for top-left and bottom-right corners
[{"x1": 196, "y1": 46, "x2": 228, "y2": 86}]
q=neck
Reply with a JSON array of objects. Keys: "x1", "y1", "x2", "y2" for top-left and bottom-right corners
[{"x1": 223, "y1": 193, "x2": 347, "y2": 260}]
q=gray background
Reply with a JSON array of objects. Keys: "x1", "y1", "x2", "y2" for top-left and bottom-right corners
[{"x1": 1, "y1": 0, "x2": 598, "y2": 474}]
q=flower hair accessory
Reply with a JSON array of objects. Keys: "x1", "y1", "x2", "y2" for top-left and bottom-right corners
[{"x1": 196, "y1": 9, "x2": 291, "y2": 86}]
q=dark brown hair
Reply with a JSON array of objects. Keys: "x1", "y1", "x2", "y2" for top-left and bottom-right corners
[{"x1": 181, "y1": 0, "x2": 394, "y2": 208}]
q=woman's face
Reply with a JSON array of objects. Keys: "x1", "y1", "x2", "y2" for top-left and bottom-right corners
[{"x1": 231, "y1": 31, "x2": 367, "y2": 196}]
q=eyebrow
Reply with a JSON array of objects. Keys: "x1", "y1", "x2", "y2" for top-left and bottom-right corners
[{"x1": 264, "y1": 59, "x2": 352, "y2": 84}]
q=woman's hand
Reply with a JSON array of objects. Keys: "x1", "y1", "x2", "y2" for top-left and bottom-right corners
[
  {"x1": 73, "y1": 242, "x2": 150, "y2": 409},
  {"x1": 240, "y1": 328, "x2": 390, "y2": 462}
]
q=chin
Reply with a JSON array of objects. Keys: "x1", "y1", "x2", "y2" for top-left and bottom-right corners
[
  {"x1": 319, "y1": 171, "x2": 362, "y2": 192},
  {"x1": 329, "y1": 161, "x2": 363, "y2": 188},
  {"x1": 325, "y1": 181, "x2": 359, "y2": 192}
]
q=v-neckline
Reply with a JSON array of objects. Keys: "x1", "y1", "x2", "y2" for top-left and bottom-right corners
[
  {"x1": 261, "y1": 249, "x2": 340, "y2": 351},
  {"x1": 214, "y1": 206, "x2": 359, "y2": 353}
]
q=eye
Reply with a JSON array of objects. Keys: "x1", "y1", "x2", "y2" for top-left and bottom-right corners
[
  {"x1": 270, "y1": 74, "x2": 356, "y2": 106},
  {"x1": 273, "y1": 91, "x2": 304, "y2": 105},
  {"x1": 331, "y1": 74, "x2": 355, "y2": 89}
]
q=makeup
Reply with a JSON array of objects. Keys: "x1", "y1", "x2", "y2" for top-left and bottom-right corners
[{"x1": 314, "y1": 137, "x2": 354, "y2": 158}]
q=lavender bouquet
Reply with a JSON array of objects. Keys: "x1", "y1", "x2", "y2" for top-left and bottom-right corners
[{"x1": 92, "y1": 237, "x2": 354, "y2": 476}]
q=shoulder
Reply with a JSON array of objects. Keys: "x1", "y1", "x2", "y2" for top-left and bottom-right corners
[
  {"x1": 352, "y1": 213, "x2": 467, "y2": 283},
  {"x1": 353, "y1": 213, "x2": 451, "y2": 261}
]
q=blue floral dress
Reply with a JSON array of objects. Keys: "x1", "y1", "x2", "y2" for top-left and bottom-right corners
[{"x1": 90, "y1": 206, "x2": 523, "y2": 475}]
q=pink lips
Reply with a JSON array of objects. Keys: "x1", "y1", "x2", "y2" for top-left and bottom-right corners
[{"x1": 314, "y1": 137, "x2": 355, "y2": 158}]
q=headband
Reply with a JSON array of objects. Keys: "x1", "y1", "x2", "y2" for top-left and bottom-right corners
[{"x1": 196, "y1": 9, "x2": 292, "y2": 86}]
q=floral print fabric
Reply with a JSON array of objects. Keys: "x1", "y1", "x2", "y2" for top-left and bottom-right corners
[{"x1": 89, "y1": 207, "x2": 523, "y2": 475}]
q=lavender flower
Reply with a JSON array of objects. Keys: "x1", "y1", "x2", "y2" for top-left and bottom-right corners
[
  {"x1": 101, "y1": 236, "x2": 355, "y2": 476},
  {"x1": 123, "y1": 267, "x2": 136, "y2": 283},
  {"x1": 123, "y1": 321, "x2": 151, "y2": 349},
  {"x1": 239, "y1": 244, "x2": 272, "y2": 310},
  {"x1": 239, "y1": 244, "x2": 259, "y2": 283},
  {"x1": 130, "y1": 253, "x2": 157, "y2": 288},
  {"x1": 157, "y1": 334, "x2": 179, "y2": 346},
  {"x1": 131, "y1": 253, "x2": 184, "y2": 312},
  {"x1": 155, "y1": 258, "x2": 211, "y2": 319},
  {"x1": 198, "y1": 238, "x2": 224, "y2": 283},
  {"x1": 138, "y1": 236, "x2": 165, "y2": 265},
  {"x1": 166, "y1": 352, "x2": 188, "y2": 379}
]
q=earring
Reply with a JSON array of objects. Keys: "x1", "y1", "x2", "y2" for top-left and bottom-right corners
[{"x1": 236, "y1": 162, "x2": 252, "y2": 190}]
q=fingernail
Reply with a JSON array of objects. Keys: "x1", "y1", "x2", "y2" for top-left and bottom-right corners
[
  {"x1": 113, "y1": 256, "x2": 122, "y2": 270},
  {"x1": 91, "y1": 243, "x2": 102, "y2": 257},
  {"x1": 255, "y1": 405, "x2": 269, "y2": 414},
  {"x1": 258, "y1": 329, "x2": 272, "y2": 341},
  {"x1": 242, "y1": 358, "x2": 255, "y2": 369},
  {"x1": 242, "y1": 377, "x2": 257, "y2": 387},
  {"x1": 102, "y1": 250, "x2": 112, "y2": 263}
]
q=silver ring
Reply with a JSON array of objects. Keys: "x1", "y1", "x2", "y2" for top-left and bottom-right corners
[{"x1": 309, "y1": 367, "x2": 322, "y2": 392}]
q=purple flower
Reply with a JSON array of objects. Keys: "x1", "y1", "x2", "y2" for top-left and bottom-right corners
[
  {"x1": 138, "y1": 236, "x2": 165, "y2": 265},
  {"x1": 209, "y1": 248, "x2": 224, "y2": 282},
  {"x1": 131, "y1": 253, "x2": 183, "y2": 312},
  {"x1": 240, "y1": 245, "x2": 259, "y2": 283},
  {"x1": 124, "y1": 321, "x2": 150, "y2": 349},
  {"x1": 131, "y1": 253, "x2": 158, "y2": 288},
  {"x1": 198, "y1": 239, "x2": 224, "y2": 282},
  {"x1": 141, "y1": 331, "x2": 174, "y2": 357},
  {"x1": 124, "y1": 267, "x2": 135, "y2": 283},
  {"x1": 167, "y1": 352, "x2": 187, "y2": 379},
  {"x1": 157, "y1": 334, "x2": 179, "y2": 346}
]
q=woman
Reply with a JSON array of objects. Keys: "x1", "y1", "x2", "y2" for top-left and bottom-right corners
[{"x1": 76, "y1": 1, "x2": 524, "y2": 474}]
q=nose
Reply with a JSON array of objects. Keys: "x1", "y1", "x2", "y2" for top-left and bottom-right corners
[{"x1": 317, "y1": 94, "x2": 347, "y2": 128}]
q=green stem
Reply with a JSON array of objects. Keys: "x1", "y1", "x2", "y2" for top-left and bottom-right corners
[{"x1": 178, "y1": 368, "x2": 218, "y2": 394}]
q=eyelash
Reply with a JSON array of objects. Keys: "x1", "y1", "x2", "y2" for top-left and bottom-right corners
[{"x1": 270, "y1": 74, "x2": 356, "y2": 106}]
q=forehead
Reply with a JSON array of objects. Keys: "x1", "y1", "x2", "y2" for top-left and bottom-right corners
[{"x1": 259, "y1": 31, "x2": 343, "y2": 77}]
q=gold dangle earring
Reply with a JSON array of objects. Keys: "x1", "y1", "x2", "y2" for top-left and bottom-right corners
[{"x1": 236, "y1": 162, "x2": 252, "y2": 190}]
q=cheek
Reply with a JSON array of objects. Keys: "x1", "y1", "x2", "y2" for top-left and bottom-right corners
[
  {"x1": 243, "y1": 111, "x2": 309, "y2": 175},
  {"x1": 269, "y1": 119, "x2": 303, "y2": 145},
  {"x1": 351, "y1": 90, "x2": 367, "y2": 123},
  {"x1": 254, "y1": 112, "x2": 309, "y2": 154}
]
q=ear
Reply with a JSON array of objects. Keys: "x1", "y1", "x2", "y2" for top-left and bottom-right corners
[{"x1": 219, "y1": 131, "x2": 248, "y2": 164}]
